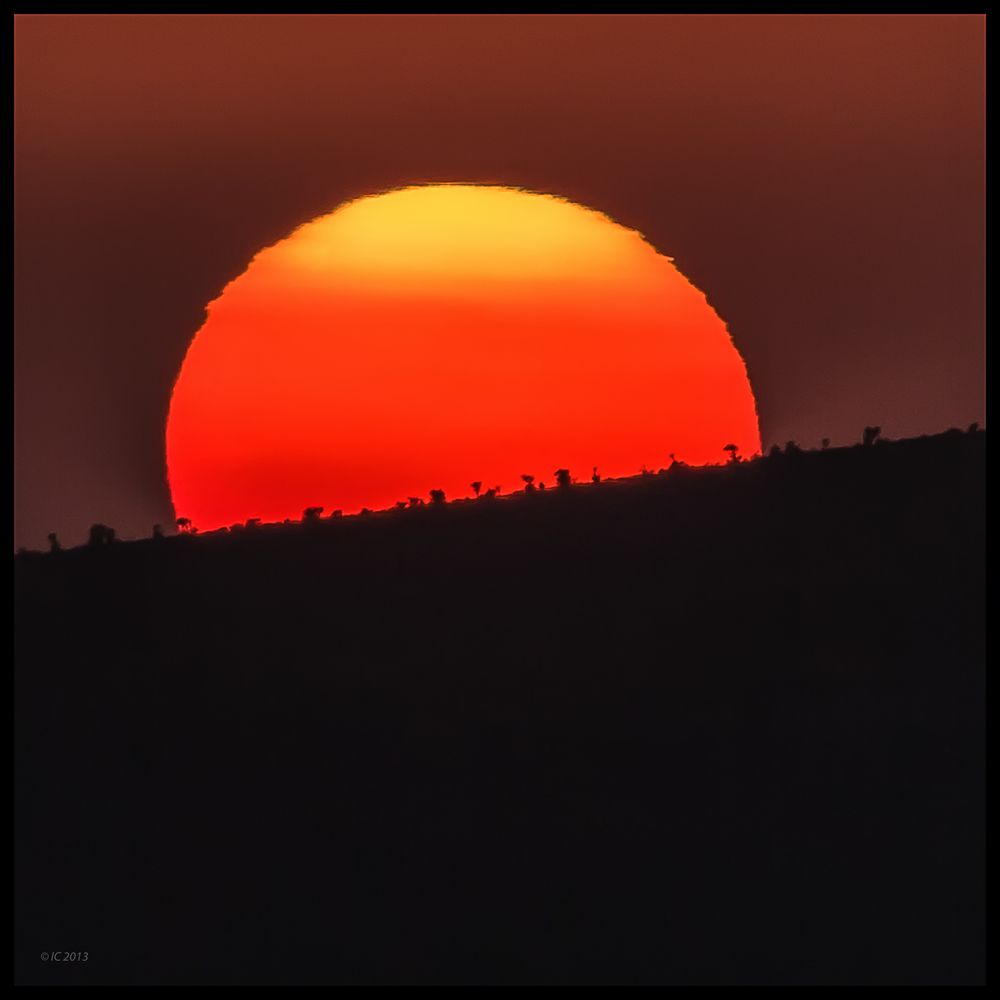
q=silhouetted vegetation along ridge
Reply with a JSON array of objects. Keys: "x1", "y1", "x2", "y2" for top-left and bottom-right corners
[
  {"x1": 14, "y1": 426, "x2": 984, "y2": 985},
  {"x1": 16, "y1": 426, "x2": 985, "y2": 555}
]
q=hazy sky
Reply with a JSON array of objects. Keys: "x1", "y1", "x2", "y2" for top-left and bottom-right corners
[{"x1": 14, "y1": 14, "x2": 985, "y2": 548}]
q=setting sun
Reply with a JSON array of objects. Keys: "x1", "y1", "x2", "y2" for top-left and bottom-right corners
[{"x1": 166, "y1": 184, "x2": 760, "y2": 529}]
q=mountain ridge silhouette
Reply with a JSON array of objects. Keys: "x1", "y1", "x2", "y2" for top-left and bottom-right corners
[{"x1": 15, "y1": 428, "x2": 985, "y2": 985}]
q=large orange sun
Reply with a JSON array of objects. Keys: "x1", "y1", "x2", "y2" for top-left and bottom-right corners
[{"x1": 167, "y1": 185, "x2": 760, "y2": 529}]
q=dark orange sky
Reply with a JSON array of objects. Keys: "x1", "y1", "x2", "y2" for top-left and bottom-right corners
[{"x1": 14, "y1": 14, "x2": 985, "y2": 547}]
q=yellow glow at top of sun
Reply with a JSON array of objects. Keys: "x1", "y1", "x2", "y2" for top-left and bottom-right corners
[{"x1": 248, "y1": 185, "x2": 671, "y2": 296}]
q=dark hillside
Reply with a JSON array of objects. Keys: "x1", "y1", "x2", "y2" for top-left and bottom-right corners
[{"x1": 15, "y1": 430, "x2": 986, "y2": 985}]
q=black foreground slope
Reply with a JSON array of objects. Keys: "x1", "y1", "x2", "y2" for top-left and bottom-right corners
[{"x1": 15, "y1": 431, "x2": 985, "y2": 985}]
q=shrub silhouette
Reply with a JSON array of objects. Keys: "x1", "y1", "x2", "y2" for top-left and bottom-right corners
[
  {"x1": 396, "y1": 501, "x2": 408, "y2": 510},
  {"x1": 592, "y1": 466, "x2": 601, "y2": 483},
  {"x1": 821, "y1": 438, "x2": 831, "y2": 450},
  {"x1": 47, "y1": 532, "x2": 61, "y2": 553},
  {"x1": 521, "y1": 474, "x2": 536, "y2": 493},
  {"x1": 968, "y1": 422, "x2": 979, "y2": 434},
  {"x1": 245, "y1": 518, "x2": 261, "y2": 529},
  {"x1": 429, "y1": 490, "x2": 446, "y2": 506},
  {"x1": 554, "y1": 469, "x2": 572, "y2": 488},
  {"x1": 88, "y1": 524, "x2": 116, "y2": 546},
  {"x1": 152, "y1": 524, "x2": 164, "y2": 540},
  {"x1": 723, "y1": 443, "x2": 740, "y2": 464},
  {"x1": 471, "y1": 481, "x2": 482, "y2": 497},
  {"x1": 176, "y1": 517, "x2": 193, "y2": 534},
  {"x1": 863, "y1": 425, "x2": 882, "y2": 447},
  {"x1": 303, "y1": 506, "x2": 324, "y2": 522},
  {"x1": 408, "y1": 497, "x2": 424, "y2": 508}
]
